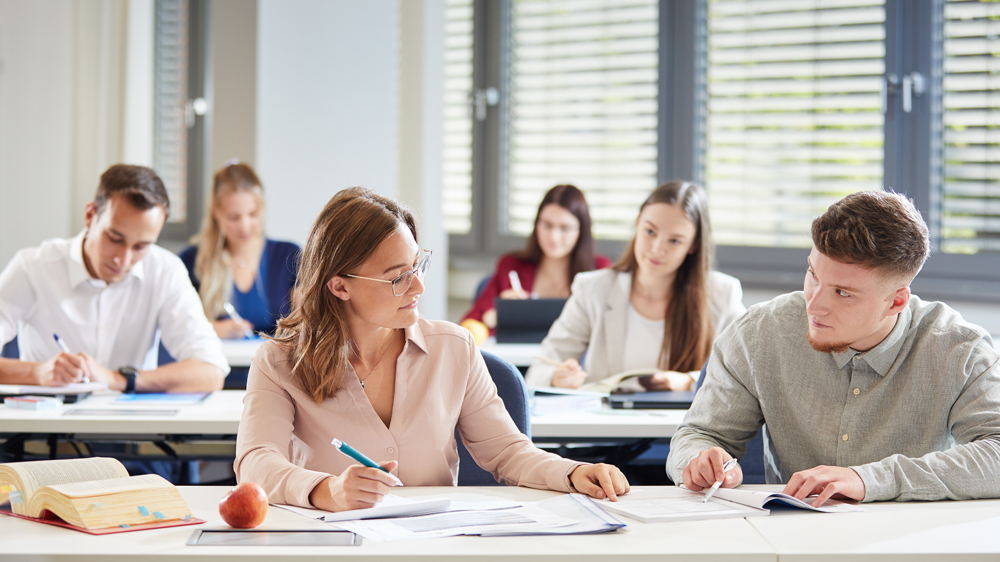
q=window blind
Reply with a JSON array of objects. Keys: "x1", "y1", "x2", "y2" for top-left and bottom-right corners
[
  {"x1": 443, "y1": 0, "x2": 475, "y2": 235},
  {"x1": 704, "y1": 0, "x2": 886, "y2": 248},
  {"x1": 154, "y1": 0, "x2": 189, "y2": 224},
  {"x1": 506, "y1": 0, "x2": 659, "y2": 240},
  {"x1": 941, "y1": 0, "x2": 1000, "y2": 254}
]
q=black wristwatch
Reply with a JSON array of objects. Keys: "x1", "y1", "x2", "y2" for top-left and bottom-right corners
[{"x1": 119, "y1": 366, "x2": 139, "y2": 393}]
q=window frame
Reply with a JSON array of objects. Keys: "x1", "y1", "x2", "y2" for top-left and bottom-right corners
[{"x1": 450, "y1": 0, "x2": 1000, "y2": 302}]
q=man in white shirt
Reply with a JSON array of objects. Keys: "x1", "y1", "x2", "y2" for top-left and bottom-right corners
[{"x1": 0, "y1": 164, "x2": 228, "y2": 392}]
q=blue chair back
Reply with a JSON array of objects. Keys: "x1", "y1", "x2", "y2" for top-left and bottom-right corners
[
  {"x1": 696, "y1": 360, "x2": 766, "y2": 484},
  {"x1": 1, "y1": 336, "x2": 18, "y2": 359},
  {"x1": 473, "y1": 273, "x2": 493, "y2": 301},
  {"x1": 456, "y1": 350, "x2": 530, "y2": 485}
]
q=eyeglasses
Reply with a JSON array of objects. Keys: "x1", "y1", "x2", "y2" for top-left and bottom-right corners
[{"x1": 344, "y1": 249, "x2": 433, "y2": 297}]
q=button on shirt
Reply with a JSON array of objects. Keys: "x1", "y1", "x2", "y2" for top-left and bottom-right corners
[
  {"x1": 666, "y1": 291, "x2": 1000, "y2": 502},
  {"x1": 0, "y1": 231, "x2": 228, "y2": 373}
]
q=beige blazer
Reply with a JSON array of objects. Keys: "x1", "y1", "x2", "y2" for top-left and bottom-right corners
[
  {"x1": 525, "y1": 269, "x2": 746, "y2": 388},
  {"x1": 235, "y1": 318, "x2": 583, "y2": 508}
]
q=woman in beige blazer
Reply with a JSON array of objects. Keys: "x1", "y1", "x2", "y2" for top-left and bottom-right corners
[
  {"x1": 235, "y1": 187, "x2": 628, "y2": 512},
  {"x1": 525, "y1": 181, "x2": 746, "y2": 391}
]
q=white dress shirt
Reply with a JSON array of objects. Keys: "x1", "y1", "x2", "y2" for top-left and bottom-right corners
[{"x1": 0, "y1": 231, "x2": 229, "y2": 373}]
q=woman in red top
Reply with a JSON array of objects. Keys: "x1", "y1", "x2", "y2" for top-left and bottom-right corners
[{"x1": 461, "y1": 185, "x2": 610, "y2": 335}]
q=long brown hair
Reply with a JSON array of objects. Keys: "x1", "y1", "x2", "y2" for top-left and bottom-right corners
[
  {"x1": 613, "y1": 181, "x2": 714, "y2": 373},
  {"x1": 272, "y1": 187, "x2": 417, "y2": 403},
  {"x1": 513, "y1": 184, "x2": 598, "y2": 283},
  {"x1": 191, "y1": 162, "x2": 265, "y2": 319}
]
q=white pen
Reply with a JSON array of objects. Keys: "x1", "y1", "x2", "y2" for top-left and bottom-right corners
[
  {"x1": 508, "y1": 270, "x2": 524, "y2": 294},
  {"x1": 702, "y1": 458, "x2": 739, "y2": 503},
  {"x1": 53, "y1": 333, "x2": 89, "y2": 383},
  {"x1": 222, "y1": 302, "x2": 254, "y2": 339}
]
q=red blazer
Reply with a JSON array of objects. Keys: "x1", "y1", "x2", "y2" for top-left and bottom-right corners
[{"x1": 461, "y1": 254, "x2": 612, "y2": 330}]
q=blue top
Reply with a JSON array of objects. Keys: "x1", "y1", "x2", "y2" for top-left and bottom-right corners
[{"x1": 179, "y1": 239, "x2": 300, "y2": 335}]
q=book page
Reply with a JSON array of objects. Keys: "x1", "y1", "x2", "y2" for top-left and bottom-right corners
[
  {"x1": 711, "y1": 487, "x2": 864, "y2": 513},
  {"x1": 581, "y1": 369, "x2": 655, "y2": 394},
  {"x1": 44, "y1": 474, "x2": 172, "y2": 499},
  {"x1": 6, "y1": 458, "x2": 128, "y2": 499}
]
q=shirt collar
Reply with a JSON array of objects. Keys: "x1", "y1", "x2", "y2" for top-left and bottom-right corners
[
  {"x1": 69, "y1": 229, "x2": 146, "y2": 288},
  {"x1": 831, "y1": 304, "x2": 912, "y2": 376},
  {"x1": 403, "y1": 320, "x2": 430, "y2": 355}
]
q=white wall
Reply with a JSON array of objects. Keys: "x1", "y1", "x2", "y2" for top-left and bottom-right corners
[
  {"x1": 256, "y1": 0, "x2": 448, "y2": 320},
  {"x1": 257, "y1": 0, "x2": 399, "y2": 243},
  {"x1": 0, "y1": 0, "x2": 74, "y2": 266}
]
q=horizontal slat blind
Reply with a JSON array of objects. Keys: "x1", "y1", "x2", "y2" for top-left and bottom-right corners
[
  {"x1": 705, "y1": 0, "x2": 885, "y2": 248},
  {"x1": 154, "y1": 0, "x2": 189, "y2": 224},
  {"x1": 443, "y1": 0, "x2": 474, "y2": 235},
  {"x1": 507, "y1": 0, "x2": 659, "y2": 240},
  {"x1": 941, "y1": 0, "x2": 1000, "y2": 253}
]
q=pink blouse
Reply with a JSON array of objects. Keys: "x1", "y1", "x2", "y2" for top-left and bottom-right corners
[{"x1": 234, "y1": 318, "x2": 583, "y2": 507}]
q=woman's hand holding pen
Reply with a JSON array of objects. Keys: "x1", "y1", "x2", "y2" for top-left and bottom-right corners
[
  {"x1": 309, "y1": 460, "x2": 399, "y2": 512},
  {"x1": 551, "y1": 358, "x2": 587, "y2": 389},
  {"x1": 570, "y1": 464, "x2": 630, "y2": 501},
  {"x1": 682, "y1": 447, "x2": 743, "y2": 492},
  {"x1": 213, "y1": 318, "x2": 254, "y2": 340}
]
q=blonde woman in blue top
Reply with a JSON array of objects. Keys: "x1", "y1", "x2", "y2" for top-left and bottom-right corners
[{"x1": 180, "y1": 162, "x2": 299, "y2": 338}]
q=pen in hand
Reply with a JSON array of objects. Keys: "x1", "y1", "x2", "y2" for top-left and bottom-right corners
[
  {"x1": 222, "y1": 302, "x2": 254, "y2": 339},
  {"x1": 331, "y1": 438, "x2": 403, "y2": 487},
  {"x1": 702, "y1": 458, "x2": 739, "y2": 503},
  {"x1": 53, "y1": 333, "x2": 89, "y2": 383}
]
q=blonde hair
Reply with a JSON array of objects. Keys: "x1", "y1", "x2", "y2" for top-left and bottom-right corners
[
  {"x1": 191, "y1": 162, "x2": 265, "y2": 320},
  {"x1": 272, "y1": 187, "x2": 417, "y2": 403}
]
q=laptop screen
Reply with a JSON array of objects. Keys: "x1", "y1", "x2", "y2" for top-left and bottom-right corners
[{"x1": 494, "y1": 298, "x2": 567, "y2": 344}]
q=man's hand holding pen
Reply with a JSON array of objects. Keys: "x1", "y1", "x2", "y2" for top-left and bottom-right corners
[{"x1": 682, "y1": 447, "x2": 743, "y2": 492}]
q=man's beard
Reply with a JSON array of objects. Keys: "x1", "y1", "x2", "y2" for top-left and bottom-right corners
[{"x1": 807, "y1": 331, "x2": 851, "y2": 353}]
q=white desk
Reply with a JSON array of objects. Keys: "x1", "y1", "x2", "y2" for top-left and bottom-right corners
[
  {"x1": 0, "y1": 486, "x2": 775, "y2": 561},
  {"x1": 221, "y1": 338, "x2": 264, "y2": 368},
  {"x1": 224, "y1": 338, "x2": 542, "y2": 370},
  {"x1": 5, "y1": 485, "x2": 1000, "y2": 560},
  {"x1": 0, "y1": 390, "x2": 680, "y2": 440},
  {"x1": 479, "y1": 339, "x2": 542, "y2": 369}
]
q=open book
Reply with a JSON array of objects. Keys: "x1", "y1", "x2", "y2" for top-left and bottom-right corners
[
  {"x1": 598, "y1": 486, "x2": 862, "y2": 523},
  {"x1": 580, "y1": 369, "x2": 656, "y2": 394},
  {"x1": 0, "y1": 457, "x2": 199, "y2": 532}
]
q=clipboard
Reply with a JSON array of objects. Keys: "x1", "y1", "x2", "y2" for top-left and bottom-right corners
[{"x1": 188, "y1": 529, "x2": 361, "y2": 546}]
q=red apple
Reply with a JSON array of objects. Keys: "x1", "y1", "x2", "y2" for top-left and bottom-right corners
[{"x1": 219, "y1": 481, "x2": 269, "y2": 529}]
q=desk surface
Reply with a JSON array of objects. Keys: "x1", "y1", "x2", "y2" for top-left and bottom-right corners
[
  {"x1": 0, "y1": 486, "x2": 773, "y2": 561},
  {"x1": 0, "y1": 390, "x2": 683, "y2": 440},
  {"x1": 4, "y1": 485, "x2": 1000, "y2": 561}
]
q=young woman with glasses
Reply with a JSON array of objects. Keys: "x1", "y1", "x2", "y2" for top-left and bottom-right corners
[
  {"x1": 235, "y1": 187, "x2": 629, "y2": 512},
  {"x1": 460, "y1": 184, "x2": 610, "y2": 341}
]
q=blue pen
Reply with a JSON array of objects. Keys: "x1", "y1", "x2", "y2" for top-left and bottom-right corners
[
  {"x1": 331, "y1": 438, "x2": 403, "y2": 486},
  {"x1": 53, "y1": 333, "x2": 89, "y2": 383}
]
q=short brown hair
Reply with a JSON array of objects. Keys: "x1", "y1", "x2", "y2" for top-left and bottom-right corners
[
  {"x1": 812, "y1": 190, "x2": 929, "y2": 279},
  {"x1": 94, "y1": 164, "x2": 170, "y2": 219}
]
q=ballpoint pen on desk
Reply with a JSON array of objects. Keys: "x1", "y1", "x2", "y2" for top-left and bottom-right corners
[
  {"x1": 222, "y1": 302, "x2": 255, "y2": 339},
  {"x1": 702, "y1": 458, "x2": 739, "y2": 503},
  {"x1": 53, "y1": 333, "x2": 89, "y2": 383},
  {"x1": 508, "y1": 270, "x2": 524, "y2": 294},
  {"x1": 331, "y1": 438, "x2": 404, "y2": 487}
]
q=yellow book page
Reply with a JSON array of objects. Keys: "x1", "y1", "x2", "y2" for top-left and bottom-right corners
[
  {"x1": 3, "y1": 458, "x2": 128, "y2": 501},
  {"x1": 44, "y1": 474, "x2": 172, "y2": 499}
]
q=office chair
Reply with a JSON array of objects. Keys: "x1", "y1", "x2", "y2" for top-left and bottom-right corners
[
  {"x1": 456, "y1": 350, "x2": 531, "y2": 486},
  {"x1": 1, "y1": 336, "x2": 17, "y2": 359},
  {"x1": 473, "y1": 273, "x2": 493, "y2": 301}
]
